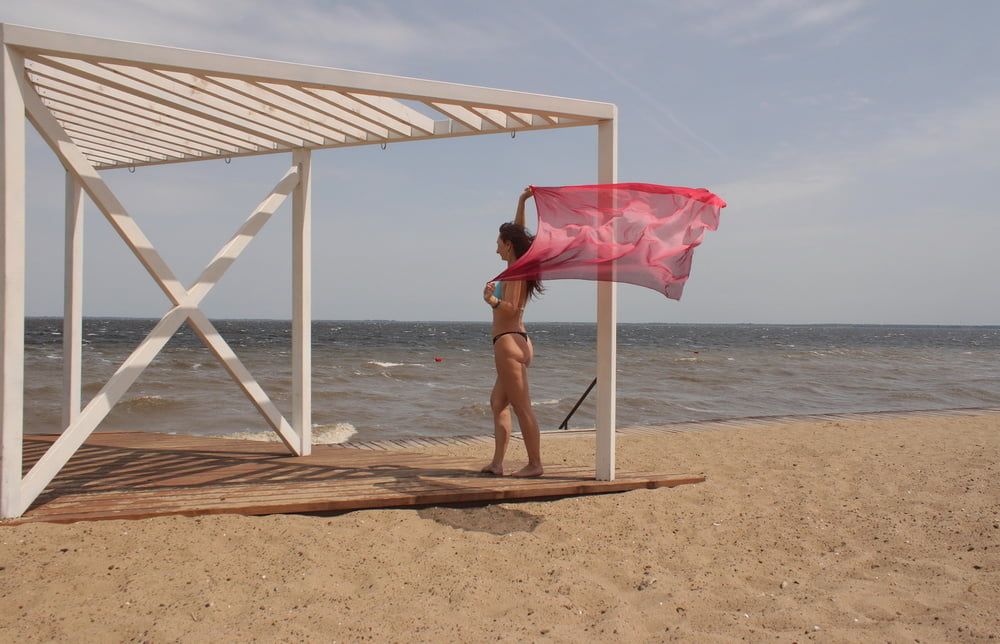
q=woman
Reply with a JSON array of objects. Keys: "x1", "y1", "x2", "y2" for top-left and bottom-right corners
[{"x1": 481, "y1": 187, "x2": 544, "y2": 477}]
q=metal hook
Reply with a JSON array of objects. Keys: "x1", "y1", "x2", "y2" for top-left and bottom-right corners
[
  {"x1": 128, "y1": 165, "x2": 135, "y2": 174},
  {"x1": 380, "y1": 142, "x2": 388, "y2": 151},
  {"x1": 511, "y1": 130, "x2": 516, "y2": 139},
  {"x1": 225, "y1": 157, "x2": 232, "y2": 164}
]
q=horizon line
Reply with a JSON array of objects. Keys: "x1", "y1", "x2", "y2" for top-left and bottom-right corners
[{"x1": 22, "y1": 316, "x2": 1000, "y2": 328}]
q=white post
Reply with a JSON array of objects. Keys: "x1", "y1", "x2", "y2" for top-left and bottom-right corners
[
  {"x1": 0, "y1": 43, "x2": 26, "y2": 518},
  {"x1": 595, "y1": 115, "x2": 618, "y2": 481},
  {"x1": 62, "y1": 173, "x2": 83, "y2": 429},
  {"x1": 292, "y1": 149, "x2": 311, "y2": 456}
]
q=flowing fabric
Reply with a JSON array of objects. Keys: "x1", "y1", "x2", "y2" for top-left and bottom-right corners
[{"x1": 493, "y1": 183, "x2": 727, "y2": 300}]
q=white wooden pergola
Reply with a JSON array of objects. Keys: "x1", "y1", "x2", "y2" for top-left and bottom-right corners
[{"x1": 0, "y1": 24, "x2": 619, "y2": 519}]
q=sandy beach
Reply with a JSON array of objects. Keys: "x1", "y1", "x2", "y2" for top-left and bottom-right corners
[{"x1": 1, "y1": 411, "x2": 997, "y2": 642}]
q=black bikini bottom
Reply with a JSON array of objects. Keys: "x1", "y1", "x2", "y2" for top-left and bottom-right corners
[{"x1": 492, "y1": 331, "x2": 529, "y2": 345}]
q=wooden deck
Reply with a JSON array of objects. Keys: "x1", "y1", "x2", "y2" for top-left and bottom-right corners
[{"x1": 5, "y1": 432, "x2": 704, "y2": 524}]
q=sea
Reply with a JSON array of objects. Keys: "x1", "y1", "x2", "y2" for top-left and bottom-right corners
[{"x1": 22, "y1": 318, "x2": 1000, "y2": 444}]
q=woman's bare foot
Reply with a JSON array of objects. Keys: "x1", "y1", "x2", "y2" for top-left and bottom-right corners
[
  {"x1": 511, "y1": 464, "x2": 544, "y2": 478},
  {"x1": 480, "y1": 463, "x2": 504, "y2": 476}
]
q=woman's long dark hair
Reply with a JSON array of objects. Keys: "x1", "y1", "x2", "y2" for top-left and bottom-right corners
[{"x1": 499, "y1": 222, "x2": 544, "y2": 300}]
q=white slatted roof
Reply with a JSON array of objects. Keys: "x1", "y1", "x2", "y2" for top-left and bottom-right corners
[{"x1": 1, "y1": 24, "x2": 615, "y2": 170}]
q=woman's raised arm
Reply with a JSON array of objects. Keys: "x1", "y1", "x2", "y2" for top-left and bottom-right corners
[{"x1": 513, "y1": 187, "x2": 533, "y2": 228}]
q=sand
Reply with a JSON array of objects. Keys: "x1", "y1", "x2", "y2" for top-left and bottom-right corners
[{"x1": 1, "y1": 412, "x2": 998, "y2": 642}]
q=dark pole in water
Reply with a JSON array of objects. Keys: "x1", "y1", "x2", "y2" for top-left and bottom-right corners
[{"x1": 559, "y1": 377, "x2": 598, "y2": 429}]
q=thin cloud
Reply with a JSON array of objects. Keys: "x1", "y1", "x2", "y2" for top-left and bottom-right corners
[
  {"x1": 527, "y1": 8, "x2": 726, "y2": 160},
  {"x1": 716, "y1": 93, "x2": 1000, "y2": 212},
  {"x1": 0, "y1": 1, "x2": 508, "y2": 71},
  {"x1": 680, "y1": 0, "x2": 866, "y2": 46}
]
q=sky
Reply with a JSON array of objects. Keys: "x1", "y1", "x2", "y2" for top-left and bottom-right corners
[{"x1": 2, "y1": 0, "x2": 998, "y2": 324}]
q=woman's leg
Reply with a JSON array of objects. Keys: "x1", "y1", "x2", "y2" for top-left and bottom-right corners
[
  {"x1": 495, "y1": 337, "x2": 543, "y2": 477},
  {"x1": 481, "y1": 377, "x2": 511, "y2": 475}
]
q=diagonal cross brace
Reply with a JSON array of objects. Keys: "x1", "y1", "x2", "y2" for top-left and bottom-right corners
[{"x1": 16, "y1": 58, "x2": 305, "y2": 514}]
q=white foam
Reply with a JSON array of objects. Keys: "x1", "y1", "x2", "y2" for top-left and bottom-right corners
[
  {"x1": 679, "y1": 404, "x2": 714, "y2": 413},
  {"x1": 531, "y1": 399, "x2": 560, "y2": 407},
  {"x1": 367, "y1": 360, "x2": 425, "y2": 368},
  {"x1": 218, "y1": 422, "x2": 357, "y2": 445},
  {"x1": 312, "y1": 422, "x2": 358, "y2": 444}
]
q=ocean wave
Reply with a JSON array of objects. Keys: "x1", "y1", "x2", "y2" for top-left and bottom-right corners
[
  {"x1": 457, "y1": 402, "x2": 490, "y2": 417},
  {"x1": 531, "y1": 399, "x2": 561, "y2": 407},
  {"x1": 118, "y1": 394, "x2": 182, "y2": 412},
  {"x1": 313, "y1": 423, "x2": 358, "y2": 444},
  {"x1": 218, "y1": 422, "x2": 357, "y2": 445},
  {"x1": 367, "y1": 360, "x2": 425, "y2": 368}
]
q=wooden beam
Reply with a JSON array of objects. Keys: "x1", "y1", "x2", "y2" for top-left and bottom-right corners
[
  {"x1": 20, "y1": 72, "x2": 191, "y2": 303},
  {"x1": 20, "y1": 306, "x2": 190, "y2": 509},
  {"x1": 505, "y1": 110, "x2": 534, "y2": 127},
  {"x1": 16, "y1": 75, "x2": 305, "y2": 511},
  {"x1": 286, "y1": 86, "x2": 411, "y2": 137},
  {"x1": 62, "y1": 173, "x2": 83, "y2": 430},
  {"x1": 18, "y1": 163, "x2": 304, "y2": 513},
  {"x1": 427, "y1": 102, "x2": 484, "y2": 130},
  {"x1": 75, "y1": 58, "x2": 312, "y2": 148},
  {"x1": 185, "y1": 309, "x2": 301, "y2": 454},
  {"x1": 255, "y1": 81, "x2": 385, "y2": 140},
  {"x1": 596, "y1": 115, "x2": 617, "y2": 481},
  {"x1": 101, "y1": 64, "x2": 331, "y2": 146},
  {"x1": 71, "y1": 143, "x2": 139, "y2": 167},
  {"x1": 26, "y1": 56, "x2": 280, "y2": 151},
  {"x1": 292, "y1": 149, "x2": 311, "y2": 456},
  {"x1": 344, "y1": 93, "x2": 435, "y2": 135},
  {"x1": 29, "y1": 73, "x2": 246, "y2": 153},
  {"x1": 78, "y1": 111, "x2": 602, "y2": 171},
  {"x1": 0, "y1": 44, "x2": 25, "y2": 519},
  {"x1": 471, "y1": 106, "x2": 509, "y2": 129},
  {"x1": 184, "y1": 166, "x2": 300, "y2": 304},
  {"x1": 2, "y1": 25, "x2": 617, "y2": 120},
  {"x1": 61, "y1": 126, "x2": 170, "y2": 161},
  {"x1": 197, "y1": 76, "x2": 367, "y2": 141},
  {"x1": 285, "y1": 85, "x2": 409, "y2": 138},
  {"x1": 49, "y1": 106, "x2": 210, "y2": 157}
]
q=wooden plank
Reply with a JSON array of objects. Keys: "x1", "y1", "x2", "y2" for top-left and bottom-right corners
[
  {"x1": 3, "y1": 432, "x2": 702, "y2": 524},
  {"x1": 16, "y1": 473, "x2": 705, "y2": 524}
]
